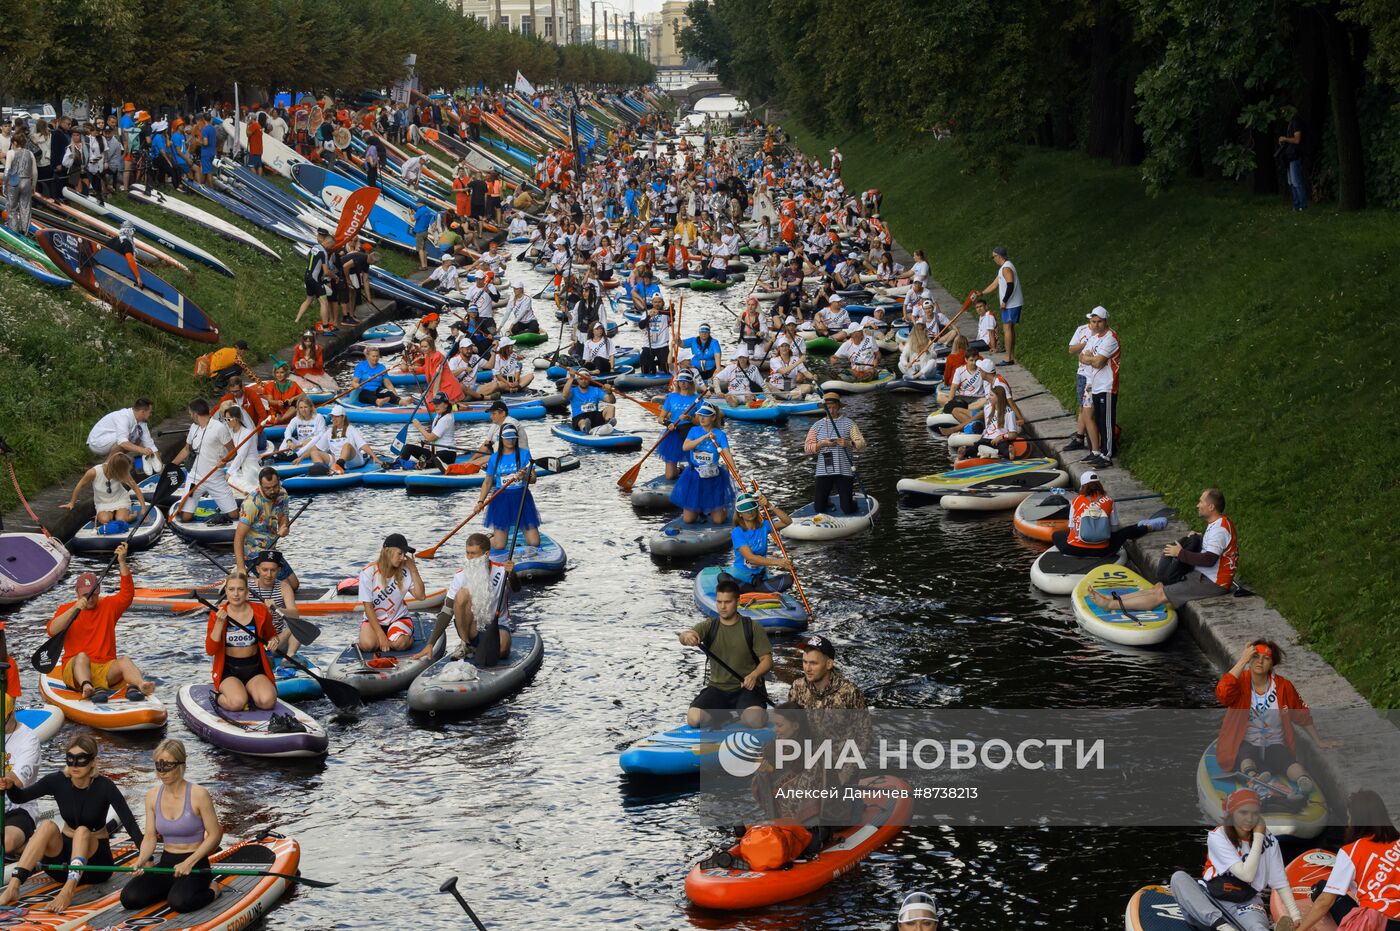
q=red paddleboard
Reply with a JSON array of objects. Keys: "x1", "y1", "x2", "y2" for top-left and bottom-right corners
[{"x1": 1271, "y1": 848, "x2": 1338, "y2": 930}]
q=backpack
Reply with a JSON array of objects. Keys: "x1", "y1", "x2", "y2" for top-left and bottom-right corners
[
  {"x1": 1078, "y1": 498, "x2": 1112, "y2": 544},
  {"x1": 701, "y1": 615, "x2": 760, "y2": 672}
]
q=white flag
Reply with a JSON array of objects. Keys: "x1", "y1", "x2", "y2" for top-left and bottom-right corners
[{"x1": 515, "y1": 71, "x2": 536, "y2": 96}]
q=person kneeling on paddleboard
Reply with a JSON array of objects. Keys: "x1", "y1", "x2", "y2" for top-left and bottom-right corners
[
  {"x1": 358, "y1": 535, "x2": 426, "y2": 654},
  {"x1": 414, "y1": 534, "x2": 520, "y2": 664},
  {"x1": 206, "y1": 572, "x2": 280, "y2": 712},
  {"x1": 562, "y1": 370, "x2": 616, "y2": 435},
  {"x1": 47, "y1": 546, "x2": 156, "y2": 701},
  {"x1": 1167, "y1": 789, "x2": 1301, "y2": 931},
  {"x1": 720, "y1": 494, "x2": 793, "y2": 594},
  {"x1": 122, "y1": 739, "x2": 222, "y2": 914},
  {"x1": 679, "y1": 578, "x2": 772, "y2": 730},
  {"x1": 1051, "y1": 472, "x2": 1169, "y2": 557}
]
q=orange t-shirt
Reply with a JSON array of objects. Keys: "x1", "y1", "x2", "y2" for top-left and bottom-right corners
[
  {"x1": 50, "y1": 574, "x2": 134, "y2": 666},
  {"x1": 247, "y1": 120, "x2": 264, "y2": 156}
]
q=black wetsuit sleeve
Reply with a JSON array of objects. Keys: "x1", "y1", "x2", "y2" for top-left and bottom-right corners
[
  {"x1": 1176, "y1": 547, "x2": 1219, "y2": 568},
  {"x1": 100, "y1": 778, "x2": 144, "y2": 845},
  {"x1": 5, "y1": 769, "x2": 62, "y2": 805}
]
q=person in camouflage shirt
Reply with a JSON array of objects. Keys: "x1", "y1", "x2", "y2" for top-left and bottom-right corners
[{"x1": 789, "y1": 635, "x2": 872, "y2": 823}]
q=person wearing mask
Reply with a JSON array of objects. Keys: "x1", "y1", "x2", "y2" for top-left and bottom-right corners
[{"x1": 119, "y1": 740, "x2": 222, "y2": 914}]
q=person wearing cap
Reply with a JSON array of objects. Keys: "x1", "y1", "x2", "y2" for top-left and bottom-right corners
[
  {"x1": 717, "y1": 348, "x2": 765, "y2": 406},
  {"x1": 1050, "y1": 471, "x2": 1168, "y2": 557},
  {"x1": 562, "y1": 370, "x2": 616, "y2": 435},
  {"x1": 1168, "y1": 786, "x2": 1301, "y2": 931},
  {"x1": 461, "y1": 272, "x2": 499, "y2": 331},
  {"x1": 682, "y1": 324, "x2": 723, "y2": 380},
  {"x1": 46, "y1": 543, "x2": 155, "y2": 701},
  {"x1": 957, "y1": 384, "x2": 1023, "y2": 461},
  {"x1": 790, "y1": 633, "x2": 871, "y2": 808},
  {"x1": 979, "y1": 246, "x2": 1024, "y2": 365},
  {"x1": 357, "y1": 534, "x2": 426, "y2": 653},
  {"x1": 701, "y1": 233, "x2": 731, "y2": 282},
  {"x1": 479, "y1": 337, "x2": 533, "y2": 396},
  {"x1": 470, "y1": 402, "x2": 531, "y2": 466},
  {"x1": 638, "y1": 294, "x2": 672, "y2": 375},
  {"x1": 831, "y1": 322, "x2": 880, "y2": 379},
  {"x1": 426, "y1": 255, "x2": 461, "y2": 294},
  {"x1": 678, "y1": 577, "x2": 773, "y2": 730},
  {"x1": 401, "y1": 393, "x2": 458, "y2": 469},
  {"x1": 502, "y1": 281, "x2": 539, "y2": 336},
  {"x1": 656, "y1": 373, "x2": 705, "y2": 481},
  {"x1": 721, "y1": 493, "x2": 794, "y2": 593},
  {"x1": 248, "y1": 549, "x2": 304, "y2": 659},
  {"x1": 232, "y1": 466, "x2": 293, "y2": 583},
  {"x1": 171, "y1": 397, "x2": 238, "y2": 526},
  {"x1": 812, "y1": 294, "x2": 851, "y2": 340},
  {"x1": 892, "y1": 891, "x2": 942, "y2": 930},
  {"x1": 829, "y1": 251, "x2": 861, "y2": 291},
  {"x1": 935, "y1": 352, "x2": 995, "y2": 435},
  {"x1": 766, "y1": 340, "x2": 814, "y2": 399},
  {"x1": 352, "y1": 346, "x2": 400, "y2": 407},
  {"x1": 296, "y1": 229, "x2": 336, "y2": 330},
  {"x1": 671, "y1": 404, "x2": 735, "y2": 525},
  {"x1": 447, "y1": 337, "x2": 490, "y2": 393},
  {"x1": 1072, "y1": 305, "x2": 1120, "y2": 466},
  {"x1": 297, "y1": 404, "x2": 380, "y2": 475},
  {"x1": 476, "y1": 425, "x2": 543, "y2": 553},
  {"x1": 802, "y1": 392, "x2": 868, "y2": 515},
  {"x1": 580, "y1": 321, "x2": 616, "y2": 375},
  {"x1": 770, "y1": 315, "x2": 808, "y2": 360}
]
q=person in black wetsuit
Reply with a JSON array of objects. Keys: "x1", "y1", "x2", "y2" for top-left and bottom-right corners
[{"x1": 0, "y1": 734, "x2": 144, "y2": 914}]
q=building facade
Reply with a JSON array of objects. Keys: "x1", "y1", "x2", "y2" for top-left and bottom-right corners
[
  {"x1": 456, "y1": 0, "x2": 573, "y2": 42},
  {"x1": 657, "y1": 0, "x2": 690, "y2": 68}
]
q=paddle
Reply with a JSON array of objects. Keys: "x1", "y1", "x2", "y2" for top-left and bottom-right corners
[
  {"x1": 694, "y1": 640, "x2": 772, "y2": 708},
  {"x1": 0, "y1": 627, "x2": 10, "y2": 852},
  {"x1": 59, "y1": 861, "x2": 335, "y2": 888},
  {"x1": 821, "y1": 402, "x2": 872, "y2": 512},
  {"x1": 417, "y1": 474, "x2": 520, "y2": 560},
  {"x1": 30, "y1": 472, "x2": 171, "y2": 674},
  {"x1": 189, "y1": 547, "x2": 320, "y2": 647},
  {"x1": 901, "y1": 290, "x2": 978, "y2": 376},
  {"x1": 190, "y1": 590, "x2": 361, "y2": 712},
  {"x1": 617, "y1": 391, "x2": 708, "y2": 492},
  {"x1": 439, "y1": 876, "x2": 489, "y2": 931}
]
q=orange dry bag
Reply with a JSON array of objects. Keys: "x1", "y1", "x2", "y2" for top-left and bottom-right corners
[{"x1": 738, "y1": 822, "x2": 812, "y2": 871}]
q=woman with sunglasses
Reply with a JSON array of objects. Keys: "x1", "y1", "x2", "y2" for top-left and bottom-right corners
[
  {"x1": 120, "y1": 739, "x2": 222, "y2": 913},
  {"x1": 1168, "y1": 788, "x2": 1301, "y2": 931},
  {"x1": 0, "y1": 734, "x2": 144, "y2": 913}
]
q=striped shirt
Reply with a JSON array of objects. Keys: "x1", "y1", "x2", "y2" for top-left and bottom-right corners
[{"x1": 807, "y1": 415, "x2": 861, "y2": 477}]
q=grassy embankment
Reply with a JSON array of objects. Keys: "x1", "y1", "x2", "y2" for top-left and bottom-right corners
[
  {"x1": 784, "y1": 123, "x2": 1400, "y2": 705},
  {"x1": 0, "y1": 182, "x2": 416, "y2": 517}
]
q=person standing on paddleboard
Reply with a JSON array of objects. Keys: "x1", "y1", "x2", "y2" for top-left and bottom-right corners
[
  {"x1": 172, "y1": 398, "x2": 238, "y2": 526},
  {"x1": 803, "y1": 393, "x2": 866, "y2": 516},
  {"x1": 679, "y1": 578, "x2": 772, "y2": 730}
]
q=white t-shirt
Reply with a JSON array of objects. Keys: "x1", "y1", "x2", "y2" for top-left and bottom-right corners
[
  {"x1": 977, "y1": 311, "x2": 997, "y2": 344},
  {"x1": 492, "y1": 354, "x2": 522, "y2": 381},
  {"x1": 910, "y1": 259, "x2": 930, "y2": 285},
  {"x1": 358, "y1": 564, "x2": 410, "y2": 625},
  {"x1": 483, "y1": 418, "x2": 530, "y2": 449},
  {"x1": 3, "y1": 722, "x2": 41, "y2": 822},
  {"x1": 187, "y1": 419, "x2": 233, "y2": 480},
  {"x1": 1069, "y1": 323, "x2": 1093, "y2": 379},
  {"x1": 582, "y1": 338, "x2": 613, "y2": 364},
  {"x1": 767, "y1": 359, "x2": 809, "y2": 391},
  {"x1": 1084, "y1": 330, "x2": 1120, "y2": 395},
  {"x1": 719, "y1": 363, "x2": 762, "y2": 396},
  {"x1": 834, "y1": 335, "x2": 878, "y2": 367},
  {"x1": 816, "y1": 306, "x2": 850, "y2": 330},
  {"x1": 281, "y1": 413, "x2": 326, "y2": 452},
  {"x1": 312, "y1": 424, "x2": 368, "y2": 456},
  {"x1": 427, "y1": 413, "x2": 456, "y2": 448},
  {"x1": 1243, "y1": 676, "x2": 1283, "y2": 748},
  {"x1": 88, "y1": 408, "x2": 153, "y2": 454},
  {"x1": 1199, "y1": 517, "x2": 1235, "y2": 585},
  {"x1": 1202, "y1": 826, "x2": 1288, "y2": 894}
]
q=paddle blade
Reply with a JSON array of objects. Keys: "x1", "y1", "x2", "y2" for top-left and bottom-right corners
[
  {"x1": 283, "y1": 613, "x2": 321, "y2": 647},
  {"x1": 639, "y1": 400, "x2": 662, "y2": 415},
  {"x1": 617, "y1": 460, "x2": 643, "y2": 492},
  {"x1": 150, "y1": 462, "x2": 184, "y2": 509},
  {"x1": 30, "y1": 633, "x2": 63, "y2": 674}
]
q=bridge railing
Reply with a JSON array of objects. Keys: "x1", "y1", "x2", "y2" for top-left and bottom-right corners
[{"x1": 655, "y1": 69, "x2": 718, "y2": 90}]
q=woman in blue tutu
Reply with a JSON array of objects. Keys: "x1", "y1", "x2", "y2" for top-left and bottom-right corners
[
  {"x1": 657, "y1": 372, "x2": 705, "y2": 480},
  {"x1": 475, "y1": 425, "x2": 541, "y2": 555},
  {"x1": 670, "y1": 403, "x2": 734, "y2": 525}
]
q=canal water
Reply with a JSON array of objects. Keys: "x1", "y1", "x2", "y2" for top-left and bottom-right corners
[{"x1": 4, "y1": 262, "x2": 1235, "y2": 929}]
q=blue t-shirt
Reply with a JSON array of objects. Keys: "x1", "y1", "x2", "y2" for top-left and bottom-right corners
[
  {"x1": 486, "y1": 447, "x2": 529, "y2": 489},
  {"x1": 200, "y1": 124, "x2": 217, "y2": 165},
  {"x1": 684, "y1": 425, "x2": 728, "y2": 475},
  {"x1": 662, "y1": 391, "x2": 699, "y2": 426},
  {"x1": 413, "y1": 205, "x2": 435, "y2": 235},
  {"x1": 170, "y1": 132, "x2": 189, "y2": 168},
  {"x1": 729, "y1": 520, "x2": 775, "y2": 582},
  {"x1": 569, "y1": 384, "x2": 607, "y2": 418},
  {"x1": 685, "y1": 336, "x2": 721, "y2": 371},
  {"x1": 636, "y1": 282, "x2": 661, "y2": 302},
  {"x1": 353, "y1": 360, "x2": 388, "y2": 393}
]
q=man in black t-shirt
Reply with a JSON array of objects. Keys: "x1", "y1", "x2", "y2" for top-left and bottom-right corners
[{"x1": 1277, "y1": 116, "x2": 1307, "y2": 211}]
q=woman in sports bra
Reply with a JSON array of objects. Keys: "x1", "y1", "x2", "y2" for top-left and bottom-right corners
[
  {"x1": 206, "y1": 571, "x2": 280, "y2": 711},
  {"x1": 121, "y1": 739, "x2": 222, "y2": 913},
  {"x1": 0, "y1": 734, "x2": 144, "y2": 914}
]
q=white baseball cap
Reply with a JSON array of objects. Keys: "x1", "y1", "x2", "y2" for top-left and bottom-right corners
[
  {"x1": 512, "y1": 280, "x2": 525, "y2": 289},
  {"x1": 784, "y1": 315, "x2": 798, "y2": 325},
  {"x1": 1087, "y1": 305, "x2": 1109, "y2": 319},
  {"x1": 845, "y1": 322, "x2": 863, "y2": 334},
  {"x1": 330, "y1": 405, "x2": 346, "y2": 417},
  {"x1": 1080, "y1": 471, "x2": 1100, "y2": 486},
  {"x1": 976, "y1": 358, "x2": 995, "y2": 373},
  {"x1": 498, "y1": 337, "x2": 515, "y2": 348}
]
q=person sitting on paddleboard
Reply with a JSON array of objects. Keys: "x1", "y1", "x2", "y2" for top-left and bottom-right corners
[
  {"x1": 275, "y1": 396, "x2": 324, "y2": 462},
  {"x1": 172, "y1": 398, "x2": 238, "y2": 526},
  {"x1": 766, "y1": 340, "x2": 813, "y2": 400},
  {"x1": 562, "y1": 370, "x2": 616, "y2": 435},
  {"x1": 353, "y1": 347, "x2": 400, "y2": 407},
  {"x1": 263, "y1": 363, "x2": 304, "y2": 425},
  {"x1": 936, "y1": 355, "x2": 993, "y2": 436},
  {"x1": 250, "y1": 550, "x2": 303, "y2": 659},
  {"x1": 1167, "y1": 788, "x2": 1300, "y2": 931},
  {"x1": 2, "y1": 688, "x2": 41, "y2": 859},
  {"x1": 0, "y1": 734, "x2": 144, "y2": 914},
  {"x1": 414, "y1": 533, "x2": 520, "y2": 664},
  {"x1": 1212, "y1": 640, "x2": 1340, "y2": 806},
  {"x1": 1050, "y1": 472, "x2": 1168, "y2": 557},
  {"x1": 892, "y1": 891, "x2": 943, "y2": 930},
  {"x1": 206, "y1": 572, "x2": 280, "y2": 712},
  {"x1": 1087, "y1": 488, "x2": 1241, "y2": 614},
  {"x1": 670, "y1": 404, "x2": 735, "y2": 526},
  {"x1": 1296, "y1": 790, "x2": 1400, "y2": 930},
  {"x1": 770, "y1": 316, "x2": 808, "y2": 359},
  {"x1": 899, "y1": 322, "x2": 939, "y2": 380},
  {"x1": 735, "y1": 295, "x2": 771, "y2": 362},
  {"x1": 720, "y1": 493, "x2": 793, "y2": 593},
  {"x1": 581, "y1": 322, "x2": 615, "y2": 375},
  {"x1": 812, "y1": 294, "x2": 852, "y2": 342},
  {"x1": 120, "y1": 739, "x2": 222, "y2": 914},
  {"x1": 46, "y1": 545, "x2": 156, "y2": 701},
  {"x1": 358, "y1": 534, "x2": 426, "y2": 654},
  {"x1": 504, "y1": 281, "x2": 540, "y2": 336},
  {"x1": 291, "y1": 331, "x2": 328, "y2": 391},
  {"x1": 954, "y1": 385, "x2": 1023, "y2": 462},
  {"x1": 831, "y1": 322, "x2": 879, "y2": 379},
  {"x1": 61, "y1": 450, "x2": 146, "y2": 529},
  {"x1": 478, "y1": 426, "x2": 543, "y2": 554},
  {"x1": 718, "y1": 348, "x2": 765, "y2": 407},
  {"x1": 297, "y1": 405, "x2": 381, "y2": 475},
  {"x1": 683, "y1": 324, "x2": 722, "y2": 381},
  {"x1": 480, "y1": 338, "x2": 534, "y2": 396},
  {"x1": 414, "y1": 335, "x2": 469, "y2": 406},
  {"x1": 679, "y1": 577, "x2": 772, "y2": 730},
  {"x1": 401, "y1": 393, "x2": 458, "y2": 470}
]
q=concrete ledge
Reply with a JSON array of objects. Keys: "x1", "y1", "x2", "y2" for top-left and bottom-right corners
[{"x1": 2, "y1": 295, "x2": 407, "y2": 543}]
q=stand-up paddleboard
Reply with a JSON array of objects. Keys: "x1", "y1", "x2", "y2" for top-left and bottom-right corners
[
  {"x1": 694, "y1": 566, "x2": 808, "y2": 634},
  {"x1": 37, "y1": 229, "x2": 221, "y2": 343},
  {"x1": 1272, "y1": 850, "x2": 1337, "y2": 929},
  {"x1": 33, "y1": 198, "x2": 191, "y2": 271},
  {"x1": 0, "y1": 532, "x2": 70, "y2": 604},
  {"x1": 820, "y1": 370, "x2": 895, "y2": 394},
  {"x1": 782, "y1": 493, "x2": 879, "y2": 541},
  {"x1": 1031, "y1": 547, "x2": 1128, "y2": 595},
  {"x1": 1123, "y1": 884, "x2": 1191, "y2": 930},
  {"x1": 39, "y1": 672, "x2": 168, "y2": 731},
  {"x1": 1014, "y1": 489, "x2": 1072, "y2": 541},
  {"x1": 0, "y1": 239, "x2": 73, "y2": 287},
  {"x1": 1197, "y1": 739, "x2": 1328, "y2": 838},
  {"x1": 1071, "y1": 565, "x2": 1177, "y2": 646},
  {"x1": 61, "y1": 187, "x2": 234, "y2": 277},
  {"x1": 231, "y1": 118, "x2": 309, "y2": 177},
  {"x1": 321, "y1": 621, "x2": 443, "y2": 699},
  {"x1": 620, "y1": 723, "x2": 774, "y2": 776},
  {"x1": 630, "y1": 475, "x2": 679, "y2": 511},
  {"x1": 649, "y1": 510, "x2": 734, "y2": 559},
  {"x1": 183, "y1": 179, "x2": 317, "y2": 246},
  {"x1": 407, "y1": 628, "x2": 544, "y2": 716},
  {"x1": 176, "y1": 683, "x2": 328, "y2": 758},
  {"x1": 897, "y1": 458, "x2": 1060, "y2": 501},
  {"x1": 126, "y1": 186, "x2": 281, "y2": 259}
]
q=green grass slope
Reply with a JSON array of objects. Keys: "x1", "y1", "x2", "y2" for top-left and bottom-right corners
[{"x1": 785, "y1": 124, "x2": 1400, "y2": 704}]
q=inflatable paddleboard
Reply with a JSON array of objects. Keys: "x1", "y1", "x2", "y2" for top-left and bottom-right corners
[
  {"x1": 620, "y1": 723, "x2": 774, "y2": 777},
  {"x1": 0, "y1": 239, "x2": 72, "y2": 286},
  {"x1": 126, "y1": 186, "x2": 281, "y2": 259},
  {"x1": 274, "y1": 654, "x2": 324, "y2": 701},
  {"x1": 1197, "y1": 739, "x2": 1328, "y2": 838},
  {"x1": 68, "y1": 499, "x2": 166, "y2": 553},
  {"x1": 407, "y1": 628, "x2": 544, "y2": 715},
  {"x1": 1071, "y1": 565, "x2": 1177, "y2": 646},
  {"x1": 39, "y1": 672, "x2": 168, "y2": 731},
  {"x1": 1123, "y1": 884, "x2": 1190, "y2": 930},
  {"x1": 820, "y1": 370, "x2": 895, "y2": 394},
  {"x1": 694, "y1": 566, "x2": 808, "y2": 634},
  {"x1": 321, "y1": 621, "x2": 443, "y2": 698},
  {"x1": 1030, "y1": 547, "x2": 1128, "y2": 595},
  {"x1": 1014, "y1": 490, "x2": 1072, "y2": 541},
  {"x1": 550, "y1": 423, "x2": 643, "y2": 450},
  {"x1": 630, "y1": 475, "x2": 678, "y2": 511},
  {"x1": 897, "y1": 458, "x2": 1059, "y2": 500},
  {"x1": 1272, "y1": 850, "x2": 1337, "y2": 928},
  {"x1": 0, "y1": 532, "x2": 70, "y2": 604},
  {"x1": 176, "y1": 683, "x2": 328, "y2": 758},
  {"x1": 782, "y1": 493, "x2": 879, "y2": 541},
  {"x1": 16, "y1": 705, "x2": 65, "y2": 742},
  {"x1": 491, "y1": 533, "x2": 567, "y2": 581},
  {"x1": 649, "y1": 510, "x2": 734, "y2": 559}
]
